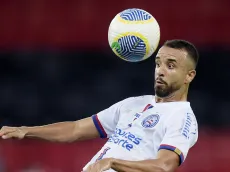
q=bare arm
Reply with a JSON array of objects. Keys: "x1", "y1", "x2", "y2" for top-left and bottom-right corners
[
  {"x1": 110, "y1": 149, "x2": 179, "y2": 172},
  {"x1": 0, "y1": 117, "x2": 100, "y2": 142},
  {"x1": 85, "y1": 149, "x2": 179, "y2": 172}
]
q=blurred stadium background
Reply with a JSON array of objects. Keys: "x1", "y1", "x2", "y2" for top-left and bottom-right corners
[{"x1": 0, "y1": 0, "x2": 230, "y2": 171}]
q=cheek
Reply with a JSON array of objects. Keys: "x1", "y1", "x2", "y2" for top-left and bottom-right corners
[
  {"x1": 168, "y1": 70, "x2": 184, "y2": 84},
  {"x1": 178, "y1": 73, "x2": 188, "y2": 84}
]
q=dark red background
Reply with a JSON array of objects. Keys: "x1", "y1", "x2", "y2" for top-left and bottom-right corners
[
  {"x1": 0, "y1": 0, "x2": 229, "y2": 49},
  {"x1": 0, "y1": 129, "x2": 229, "y2": 172}
]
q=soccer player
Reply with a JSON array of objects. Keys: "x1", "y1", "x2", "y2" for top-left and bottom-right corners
[{"x1": 0, "y1": 39, "x2": 199, "y2": 172}]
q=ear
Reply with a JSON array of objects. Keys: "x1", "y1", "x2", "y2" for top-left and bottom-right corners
[{"x1": 185, "y1": 70, "x2": 196, "y2": 84}]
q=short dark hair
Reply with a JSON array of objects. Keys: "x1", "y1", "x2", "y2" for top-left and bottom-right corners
[{"x1": 163, "y1": 39, "x2": 199, "y2": 68}]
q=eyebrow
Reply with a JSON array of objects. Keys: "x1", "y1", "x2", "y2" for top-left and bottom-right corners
[
  {"x1": 155, "y1": 57, "x2": 177, "y2": 63},
  {"x1": 167, "y1": 59, "x2": 177, "y2": 63}
]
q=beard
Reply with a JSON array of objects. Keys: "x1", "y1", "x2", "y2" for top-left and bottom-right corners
[
  {"x1": 154, "y1": 84, "x2": 171, "y2": 97},
  {"x1": 154, "y1": 79, "x2": 176, "y2": 98}
]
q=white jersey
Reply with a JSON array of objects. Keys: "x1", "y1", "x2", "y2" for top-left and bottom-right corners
[{"x1": 83, "y1": 95, "x2": 198, "y2": 172}]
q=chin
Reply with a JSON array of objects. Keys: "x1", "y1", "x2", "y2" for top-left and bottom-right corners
[{"x1": 155, "y1": 88, "x2": 170, "y2": 98}]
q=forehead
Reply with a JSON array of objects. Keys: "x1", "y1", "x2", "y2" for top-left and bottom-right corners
[{"x1": 156, "y1": 46, "x2": 188, "y2": 62}]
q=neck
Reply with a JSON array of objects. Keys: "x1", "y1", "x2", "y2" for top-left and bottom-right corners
[{"x1": 155, "y1": 86, "x2": 188, "y2": 103}]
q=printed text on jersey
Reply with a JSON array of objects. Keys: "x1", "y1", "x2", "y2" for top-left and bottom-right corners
[{"x1": 108, "y1": 128, "x2": 142, "y2": 151}]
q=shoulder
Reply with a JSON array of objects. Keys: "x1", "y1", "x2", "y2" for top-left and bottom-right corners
[
  {"x1": 164, "y1": 103, "x2": 197, "y2": 128},
  {"x1": 163, "y1": 102, "x2": 195, "y2": 116},
  {"x1": 120, "y1": 95, "x2": 154, "y2": 106}
]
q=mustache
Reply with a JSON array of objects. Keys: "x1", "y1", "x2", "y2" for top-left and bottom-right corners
[{"x1": 155, "y1": 78, "x2": 167, "y2": 85}]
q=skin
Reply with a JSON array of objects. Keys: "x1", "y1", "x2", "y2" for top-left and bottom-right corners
[
  {"x1": 0, "y1": 46, "x2": 197, "y2": 172},
  {"x1": 154, "y1": 46, "x2": 196, "y2": 103},
  {"x1": 84, "y1": 46, "x2": 197, "y2": 172}
]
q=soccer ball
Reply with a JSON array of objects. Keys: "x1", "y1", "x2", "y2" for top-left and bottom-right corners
[{"x1": 108, "y1": 8, "x2": 160, "y2": 62}]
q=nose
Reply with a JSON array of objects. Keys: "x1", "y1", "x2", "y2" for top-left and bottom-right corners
[{"x1": 155, "y1": 65, "x2": 166, "y2": 77}]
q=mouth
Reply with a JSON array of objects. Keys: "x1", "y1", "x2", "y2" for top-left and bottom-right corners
[
  {"x1": 155, "y1": 79, "x2": 166, "y2": 85},
  {"x1": 156, "y1": 80, "x2": 164, "y2": 84}
]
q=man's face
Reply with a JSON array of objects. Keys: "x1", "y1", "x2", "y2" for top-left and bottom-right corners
[{"x1": 154, "y1": 46, "x2": 191, "y2": 97}]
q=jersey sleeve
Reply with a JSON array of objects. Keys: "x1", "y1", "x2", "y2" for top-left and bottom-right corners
[
  {"x1": 158, "y1": 109, "x2": 198, "y2": 165},
  {"x1": 92, "y1": 97, "x2": 134, "y2": 138}
]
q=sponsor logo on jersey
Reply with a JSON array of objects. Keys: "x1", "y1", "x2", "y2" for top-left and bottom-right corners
[
  {"x1": 108, "y1": 128, "x2": 142, "y2": 151},
  {"x1": 181, "y1": 113, "x2": 192, "y2": 139},
  {"x1": 142, "y1": 114, "x2": 160, "y2": 128}
]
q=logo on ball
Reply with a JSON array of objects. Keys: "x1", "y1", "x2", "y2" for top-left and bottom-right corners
[{"x1": 111, "y1": 35, "x2": 147, "y2": 62}]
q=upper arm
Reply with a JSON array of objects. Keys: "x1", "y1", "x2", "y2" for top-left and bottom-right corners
[
  {"x1": 156, "y1": 149, "x2": 180, "y2": 172},
  {"x1": 158, "y1": 109, "x2": 198, "y2": 166},
  {"x1": 74, "y1": 97, "x2": 134, "y2": 140}
]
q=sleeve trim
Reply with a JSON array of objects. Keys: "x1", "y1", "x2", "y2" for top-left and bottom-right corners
[
  {"x1": 158, "y1": 144, "x2": 184, "y2": 165},
  {"x1": 92, "y1": 114, "x2": 107, "y2": 138}
]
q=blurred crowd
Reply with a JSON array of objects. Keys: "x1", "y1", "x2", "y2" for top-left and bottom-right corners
[{"x1": 0, "y1": 48, "x2": 230, "y2": 128}]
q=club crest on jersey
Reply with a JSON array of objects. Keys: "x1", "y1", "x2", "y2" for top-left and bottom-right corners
[{"x1": 142, "y1": 114, "x2": 160, "y2": 128}]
